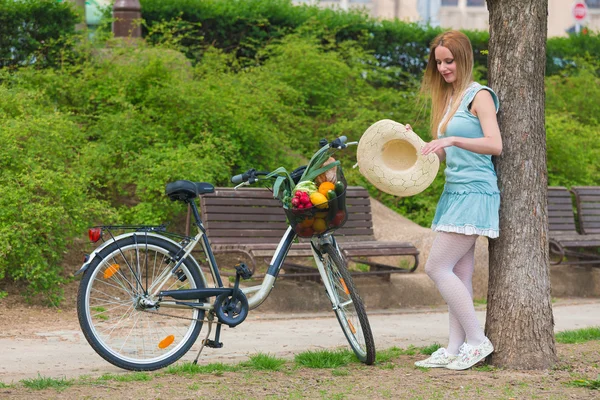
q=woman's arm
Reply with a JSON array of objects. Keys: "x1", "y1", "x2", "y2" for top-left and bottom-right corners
[
  {"x1": 421, "y1": 90, "x2": 503, "y2": 156},
  {"x1": 435, "y1": 148, "x2": 446, "y2": 162}
]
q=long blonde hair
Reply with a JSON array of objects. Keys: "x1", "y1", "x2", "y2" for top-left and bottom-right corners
[{"x1": 421, "y1": 30, "x2": 474, "y2": 138}]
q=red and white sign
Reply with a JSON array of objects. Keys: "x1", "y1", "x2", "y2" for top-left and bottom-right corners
[{"x1": 573, "y1": 1, "x2": 588, "y2": 22}]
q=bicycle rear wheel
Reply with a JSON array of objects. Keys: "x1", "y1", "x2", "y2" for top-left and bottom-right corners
[
  {"x1": 321, "y1": 244, "x2": 376, "y2": 365},
  {"x1": 77, "y1": 235, "x2": 205, "y2": 371}
]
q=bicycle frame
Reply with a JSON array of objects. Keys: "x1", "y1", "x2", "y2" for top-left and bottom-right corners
[
  {"x1": 158, "y1": 199, "x2": 343, "y2": 312},
  {"x1": 76, "y1": 201, "x2": 343, "y2": 315}
]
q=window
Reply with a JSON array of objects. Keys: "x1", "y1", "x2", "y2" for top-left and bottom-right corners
[
  {"x1": 349, "y1": 0, "x2": 370, "y2": 3},
  {"x1": 587, "y1": 0, "x2": 600, "y2": 8},
  {"x1": 467, "y1": 0, "x2": 486, "y2": 6},
  {"x1": 441, "y1": 0, "x2": 459, "y2": 5}
]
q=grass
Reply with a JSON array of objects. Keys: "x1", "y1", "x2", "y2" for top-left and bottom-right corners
[
  {"x1": 12, "y1": 341, "x2": 600, "y2": 396},
  {"x1": 21, "y1": 375, "x2": 73, "y2": 390},
  {"x1": 418, "y1": 343, "x2": 442, "y2": 355},
  {"x1": 473, "y1": 298, "x2": 487, "y2": 306},
  {"x1": 294, "y1": 349, "x2": 356, "y2": 368},
  {"x1": 96, "y1": 372, "x2": 152, "y2": 382},
  {"x1": 473, "y1": 365, "x2": 497, "y2": 372},
  {"x1": 240, "y1": 353, "x2": 287, "y2": 371},
  {"x1": 555, "y1": 327, "x2": 600, "y2": 344},
  {"x1": 375, "y1": 344, "x2": 442, "y2": 364},
  {"x1": 331, "y1": 368, "x2": 349, "y2": 376},
  {"x1": 566, "y1": 374, "x2": 600, "y2": 390},
  {"x1": 165, "y1": 361, "x2": 239, "y2": 375}
]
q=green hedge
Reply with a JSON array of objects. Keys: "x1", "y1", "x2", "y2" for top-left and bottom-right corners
[
  {"x1": 139, "y1": 0, "x2": 600, "y2": 83},
  {"x1": 0, "y1": 0, "x2": 80, "y2": 68}
]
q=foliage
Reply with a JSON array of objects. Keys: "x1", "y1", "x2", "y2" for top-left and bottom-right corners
[
  {"x1": 138, "y1": 0, "x2": 600, "y2": 83},
  {"x1": 0, "y1": 81, "x2": 111, "y2": 305},
  {"x1": 547, "y1": 31, "x2": 600, "y2": 76},
  {"x1": 545, "y1": 57, "x2": 600, "y2": 127},
  {"x1": 0, "y1": 0, "x2": 80, "y2": 68},
  {"x1": 545, "y1": 58, "x2": 600, "y2": 187}
]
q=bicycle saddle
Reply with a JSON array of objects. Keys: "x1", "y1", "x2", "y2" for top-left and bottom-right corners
[{"x1": 165, "y1": 180, "x2": 214, "y2": 201}]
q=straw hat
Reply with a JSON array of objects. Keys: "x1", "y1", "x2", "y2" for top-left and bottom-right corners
[{"x1": 356, "y1": 119, "x2": 440, "y2": 197}]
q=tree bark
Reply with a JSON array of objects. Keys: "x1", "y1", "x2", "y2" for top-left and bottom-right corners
[{"x1": 486, "y1": 0, "x2": 557, "y2": 369}]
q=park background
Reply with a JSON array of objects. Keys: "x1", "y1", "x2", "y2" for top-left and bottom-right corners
[{"x1": 0, "y1": 0, "x2": 599, "y2": 306}]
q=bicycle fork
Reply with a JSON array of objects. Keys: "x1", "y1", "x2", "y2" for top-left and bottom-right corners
[{"x1": 310, "y1": 238, "x2": 343, "y2": 310}]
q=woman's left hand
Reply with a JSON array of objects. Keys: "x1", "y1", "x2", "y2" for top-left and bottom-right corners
[{"x1": 421, "y1": 137, "x2": 454, "y2": 155}]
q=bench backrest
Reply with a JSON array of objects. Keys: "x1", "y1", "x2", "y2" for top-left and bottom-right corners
[
  {"x1": 571, "y1": 186, "x2": 600, "y2": 234},
  {"x1": 199, "y1": 186, "x2": 375, "y2": 245},
  {"x1": 548, "y1": 186, "x2": 578, "y2": 234}
]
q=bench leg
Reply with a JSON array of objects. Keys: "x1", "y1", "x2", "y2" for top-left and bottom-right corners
[{"x1": 549, "y1": 240, "x2": 565, "y2": 265}]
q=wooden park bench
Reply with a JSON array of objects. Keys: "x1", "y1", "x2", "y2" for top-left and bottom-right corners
[
  {"x1": 571, "y1": 186, "x2": 600, "y2": 235},
  {"x1": 548, "y1": 186, "x2": 600, "y2": 266},
  {"x1": 193, "y1": 186, "x2": 420, "y2": 281}
]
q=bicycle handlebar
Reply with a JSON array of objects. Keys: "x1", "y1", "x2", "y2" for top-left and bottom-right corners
[
  {"x1": 231, "y1": 136, "x2": 349, "y2": 184},
  {"x1": 231, "y1": 169, "x2": 270, "y2": 184}
]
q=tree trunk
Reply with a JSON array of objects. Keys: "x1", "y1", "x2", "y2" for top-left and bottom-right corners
[{"x1": 486, "y1": 0, "x2": 557, "y2": 369}]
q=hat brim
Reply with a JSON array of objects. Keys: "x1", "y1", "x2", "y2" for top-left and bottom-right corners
[{"x1": 356, "y1": 119, "x2": 440, "y2": 197}]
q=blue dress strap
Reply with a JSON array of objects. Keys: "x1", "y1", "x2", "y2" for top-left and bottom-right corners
[{"x1": 462, "y1": 83, "x2": 500, "y2": 113}]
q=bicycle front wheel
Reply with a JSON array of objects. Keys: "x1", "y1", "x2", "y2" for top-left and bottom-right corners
[
  {"x1": 77, "y1": 235, "x2": 205, "y2": 371},
  {"x1": 321, "y1": 244, "x2": 376, "y2": 365}
]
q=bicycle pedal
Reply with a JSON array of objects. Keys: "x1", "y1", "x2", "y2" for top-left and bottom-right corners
[
  {"x1": 234, "y1": 263, "x2": 253, "y2": 280},
  {"x1": 205, "y1": 340, "x2": 223, "y2": 349}
]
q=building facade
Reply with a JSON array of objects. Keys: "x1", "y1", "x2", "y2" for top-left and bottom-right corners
[{"x1": 294, "y1": 0, "x2": 600, "y2": 37}]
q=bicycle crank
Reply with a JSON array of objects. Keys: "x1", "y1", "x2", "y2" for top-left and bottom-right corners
[{"x1": 213, "y1": 290, "x2": 249, "y2": 327}]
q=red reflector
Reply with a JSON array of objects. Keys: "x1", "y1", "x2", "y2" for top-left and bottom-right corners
[{"x1": 88, "y1": 227, "x2": 102, "y2": 243}]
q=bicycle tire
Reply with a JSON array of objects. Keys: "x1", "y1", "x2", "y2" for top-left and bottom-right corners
[
  {"x1": 321, "y1": 244, "x2": 376, "y2": 365},
  {"x1": 77, "y1": 235, "x2": 205, "y2": 371}
]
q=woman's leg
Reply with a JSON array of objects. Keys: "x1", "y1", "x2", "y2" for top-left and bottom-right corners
[
  {"x1": 425, "y1": 232, "x2": 486, "y2": 347},
  {"x1": 446, "y1": 241, "x2": 476, "y2": 355}
]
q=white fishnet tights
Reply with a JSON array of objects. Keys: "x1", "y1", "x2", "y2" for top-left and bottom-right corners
[{"x1": 425, "y1": 232, "x2": 486, "y2": 355}]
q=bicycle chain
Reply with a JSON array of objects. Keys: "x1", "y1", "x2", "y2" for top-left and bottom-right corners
[{"x1": 141, "y1": 308, "x2": 223, "y2": 325}]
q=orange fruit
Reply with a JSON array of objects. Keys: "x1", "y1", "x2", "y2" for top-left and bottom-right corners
[
  {"x1": 298, "y1": 217, "x2": 314, "y2": 228},
  {"x1": 318, "y1": 182, "x2": 336, "y2": 196}
]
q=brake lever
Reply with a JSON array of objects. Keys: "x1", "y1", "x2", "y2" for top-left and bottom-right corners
[{"x1": 234, "y1": 181, "x2": 250, "y2": 190}]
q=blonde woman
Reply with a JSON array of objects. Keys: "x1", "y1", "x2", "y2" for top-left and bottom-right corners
[{"x1": 411, "y1": 30, "x2": 502, "y2": 370}]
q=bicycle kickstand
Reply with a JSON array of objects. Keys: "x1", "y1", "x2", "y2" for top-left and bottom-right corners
[{"x1": 193, "y1": 312, "x2": 224, "y2": 364}]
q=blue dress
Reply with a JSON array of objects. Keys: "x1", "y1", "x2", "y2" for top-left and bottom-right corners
[{"x1": 431, "y1": 82, "x2": 500, "y2": 239}]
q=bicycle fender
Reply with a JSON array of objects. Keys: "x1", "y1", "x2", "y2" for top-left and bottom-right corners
[{"x1": 74, "y1": 232, "x2": 207, "y2": 287}]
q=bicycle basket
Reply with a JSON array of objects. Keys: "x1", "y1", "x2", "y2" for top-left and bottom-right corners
[{"x1": 284, "y1": 166, "x2": 348, "y2": 238}]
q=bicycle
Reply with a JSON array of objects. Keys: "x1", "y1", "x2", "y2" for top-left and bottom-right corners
[{"x1": 75, "y1": 136, "x2": 376, "y2": 371}]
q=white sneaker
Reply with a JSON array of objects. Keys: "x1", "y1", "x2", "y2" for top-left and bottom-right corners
[
  {"x1": 445, "y1": 337, "x2": 494, "y2": 370},
  {"x1": 414, "y1": 347, "x2": 458, "y2": 368}
]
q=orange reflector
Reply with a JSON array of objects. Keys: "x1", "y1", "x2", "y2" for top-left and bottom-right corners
[
  {"x1": 348, "y1": 319, "x2": 356, "y2": 334},
  {"x1": 103, "y1": 264, "x2": 120, "y2": 279},
  {"x1": 158, "y1": 335, "x2": 175, "y2": 349},
  {"x1": 340, "y1": 278, "x2": 350, "y2": 295}
]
